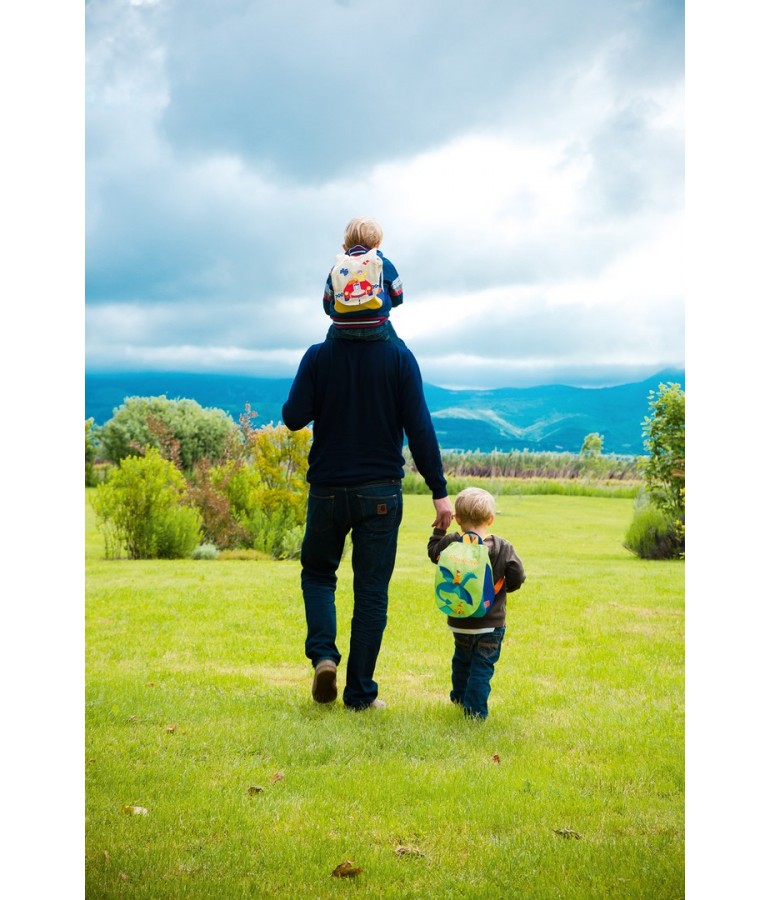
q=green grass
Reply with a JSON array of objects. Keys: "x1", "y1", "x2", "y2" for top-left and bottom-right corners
[{"x1": 86, "y1": 490, "x2": 684, "y2": 898}]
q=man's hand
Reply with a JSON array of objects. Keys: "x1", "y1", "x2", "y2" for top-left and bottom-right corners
[{"x1": 431, "y1": 496, "x2": 454, "y2": 530}]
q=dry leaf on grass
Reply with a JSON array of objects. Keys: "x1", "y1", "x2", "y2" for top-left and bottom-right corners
[
  {"x1": 122, "y1": 805, "x2": 148, "y2": 816},
  {"x1": 395, "y1": 845, "x2": 424, "y2": 858},
  {"x1": 332, "y1": 860, "x2": 363, "y2": 878},
  {"x1": 270, "y1": 772, "x2": 285, "y2": 783},
  {"x1": 492, "y1": 753, "x2": 501, "y2": 764},
  {"x1": 554, "y1": 827, "x2": 583, "y2": 839},
  {"x1": 247, "y1": 786, "x2": 264, "y2": 796},
  {"x1": 166, "y1": 724, "x2": 177, "y2": 734}
]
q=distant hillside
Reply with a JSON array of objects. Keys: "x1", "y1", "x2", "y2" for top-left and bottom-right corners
[
  {"x1": 421, "y1": 371, "x2": 686, "y2": 455},
  {"x1": 85, "y1": 372, "x2": 294, "y2": 431},
  {"x1": 85, "y1": 369, "x2": 685, "y2": 455}
]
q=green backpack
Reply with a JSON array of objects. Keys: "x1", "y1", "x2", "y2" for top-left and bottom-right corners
[{"x1": 434, "y1": 532, "x2": 503, "y2": 618}]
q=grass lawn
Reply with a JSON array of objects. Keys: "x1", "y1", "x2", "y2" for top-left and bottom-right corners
[{"x1": 86, "y1": 490, "x2": 684, "y2": 898}]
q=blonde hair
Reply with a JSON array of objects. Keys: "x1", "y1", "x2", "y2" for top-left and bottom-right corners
[
  {"x1": 343, "y1": 217, "x2": 383, "y2": 250},
  {"x1": 454, "y1": 487, "x2": 496, "y2": 527}
]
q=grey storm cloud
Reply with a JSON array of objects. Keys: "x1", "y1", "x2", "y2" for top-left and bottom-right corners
[
  {"x1": 86, "y1": 0, "x2": 684, "y2": 388},
  {"x1": 155, "y1": 0, "x2": 680, "y2": 181}
]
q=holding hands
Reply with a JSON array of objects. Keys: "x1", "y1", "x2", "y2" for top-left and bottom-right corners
[{"x1": 431, "y1": 496, "x2": 454, "y2": 531}]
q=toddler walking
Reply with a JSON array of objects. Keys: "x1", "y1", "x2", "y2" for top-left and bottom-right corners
[{"x1": 428, "y1": 487, "x2": 526, "y2": 719}]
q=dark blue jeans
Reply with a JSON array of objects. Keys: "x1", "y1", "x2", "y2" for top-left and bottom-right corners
[
  {"x1": 300, "y1": 480, "x2": 403, "y2": 709},
  {"x1": 449, "y1": 627, "x2": 506, "y2": 719}
]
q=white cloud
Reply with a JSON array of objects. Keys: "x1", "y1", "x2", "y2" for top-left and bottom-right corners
[{"x1": 85, "y1": 0, "x2": 684, "y2": 389}]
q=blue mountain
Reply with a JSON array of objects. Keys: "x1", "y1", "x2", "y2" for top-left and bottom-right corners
[{"x1": 85, "y1": 369, "x2": 685, "y2": 455}]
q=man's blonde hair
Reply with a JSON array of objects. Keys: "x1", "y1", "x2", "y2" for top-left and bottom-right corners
[
  {"x1": 343, "y1": 217, "x2": 383, "y2": 250},
  {"x1": 454, "y1": 487, "x2": 496, "y2": 527}
]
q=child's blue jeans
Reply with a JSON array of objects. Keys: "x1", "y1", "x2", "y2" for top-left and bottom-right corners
[{"x1": 450, "y1": 627, "x2": 506, "y2": 719}]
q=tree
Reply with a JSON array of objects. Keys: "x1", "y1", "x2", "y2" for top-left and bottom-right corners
[
  {"x1": 625, "y1": 382, "x2": 685, "y2": 560},
  {"x1": 580, "y1": 432, "x2": 604, "y2": 458},
  {"x1": 98, "y1": 396, "x2": 238, "y2": 470},
  {"x1": 85, "y1": 418, "x2": 99, "y2": 486},
  {"x1": 642, "y1": 383, "x2": 685, "y2": 524}
]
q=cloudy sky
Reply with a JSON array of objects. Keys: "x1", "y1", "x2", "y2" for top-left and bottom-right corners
[{"x1": 85, "y1": 0, "x2": 684, "y2": 389}]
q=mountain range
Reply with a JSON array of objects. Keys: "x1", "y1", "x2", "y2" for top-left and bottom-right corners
[{"x1": 85, "y1": 369, "x2": 685, "y2": 456}]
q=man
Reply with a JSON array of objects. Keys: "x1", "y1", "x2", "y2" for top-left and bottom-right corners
[{"x1": 282, "y1": 336, "x2": 453, "y2": 710}]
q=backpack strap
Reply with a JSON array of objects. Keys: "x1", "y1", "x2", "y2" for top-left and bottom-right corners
[{"x1": 463, "y1": 531, "x2": 505, "y2": 593}]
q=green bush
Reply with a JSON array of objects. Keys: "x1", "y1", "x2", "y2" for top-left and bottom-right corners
[
  {"x1": 223, "y1": 423, "x2": 311, "y2": 558},
  {"x1": 192, "y1": 457, "x2": 305, "y2": 555},
  {"x1": 620, "y1": 383, "x2": 685, "y2": 561},
  {"x1": 91, "y1": 448, "x2": 202, "y2": 559},
  {"x1": 642, "y1": 383, "x2": 685, "y2": 520},
  {"x1": 279, "y1": 524, "x2": 304, "y2": 560},
  {"x1": 85, "y1": 418, "x2": 99, "y2": 487},
  {"x1": 191, "y1": 543, "x2": 220, "y2": 560},
  {"x1": 623, "y1": 494, "x2": 683, "y2": 560},
  {"x1": 153, "y1": 505, "x2": 203, "y2": 559},
  {"x1": 247, "y1": 506, "x2": 294, "y2": 559},
  {"x1": 98, "y1": 396, "x2": 238, "y2": 470},
  {"x1": 188, "y1": 460, "x2": 251, "y2": 549}
]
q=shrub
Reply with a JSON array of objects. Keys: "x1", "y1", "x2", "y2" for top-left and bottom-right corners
[
  {"x1": 210, "y1": 459, "x2": 263, "y2": 520},
  {"x1": 247, "y1": 506, "x2": 295, "y2": 559},
  {"x1": 642, "y1": 383, "x2": 685, "y2": 523},
  {"x1": 623, "y1": 493, "x2": 683, "y2": 560},
  {"x1": 620, "y1": 383, "x2": 685, "y2": 560},
  {"x1": 248, "y1": 423, "x2": 311, "y2": 521},
  {"x1": 191, "y1": 543, "x2": 220, "y2": 560},
  {"x1": 235, "y1": 422, "x2": 311, "y2": 558},
  {"x1": 188, "y1": 460, "x2": 251, "y2": 549},
  {"x1": 91, "y1": 448, "x2": 202, "y2": 559},
  {"x1": 279, "y1": 524, "x2": 304, "y2": 560},
  {"x1": 98, "y1": 396, "x2": 238, "y2": 470},
  {"x1": 154, "y1": 506, "x2": 203, "y2": 559},
  {"x1": 85, "y1": 418, "x2": 99, "y2": 487}
]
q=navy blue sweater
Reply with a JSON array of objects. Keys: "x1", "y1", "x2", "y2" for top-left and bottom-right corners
[{"x1": 282, "y1": 339, "x2": 447, "y2": 498}]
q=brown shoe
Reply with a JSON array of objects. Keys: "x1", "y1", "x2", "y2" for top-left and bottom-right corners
[{"x1": 311, "y1": 660, "x2": 337, "y2": 703}]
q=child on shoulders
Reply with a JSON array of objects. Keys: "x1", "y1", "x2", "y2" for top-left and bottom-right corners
[{"x1": 323, "y1": 217, "x2": 404, "y2": 343}]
